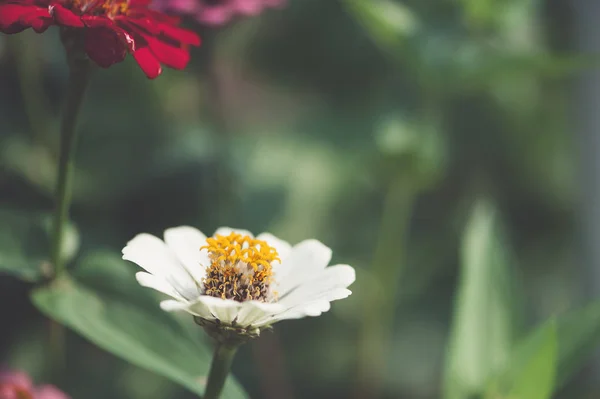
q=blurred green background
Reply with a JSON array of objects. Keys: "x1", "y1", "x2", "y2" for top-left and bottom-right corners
[{"x1": 2, "y1": 0, "x2": 600, "y2": 398}]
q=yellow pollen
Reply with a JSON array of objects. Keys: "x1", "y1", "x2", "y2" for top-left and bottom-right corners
[
  {"x1": 102, "y1": 0, "x2": 128, "y2": 16},
  {"x1": 70, "y1": 0, "x2": 129, "y2": 16},
  {"x1": 200, "y1": 232, "x2": 281, "y2": 302}
]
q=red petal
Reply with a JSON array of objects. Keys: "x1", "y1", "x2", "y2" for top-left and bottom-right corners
[
  {"x1": 84, "y1": 27, "x2": 127, "y2": 68},
  {"x1": 50, "y1": 4, "x2": 84, "y2": 27},
  {"x1": 81, "y1": 15, "x2": 111, "y2": 27},
  {"x1": 82, "y1": 16, "x2": 135, "y2": 51},
  {"x1": 132, "y1": 47, "x2": 162, "y2": 79},
  {"x1": 0, "y1": 4, "x2": 32, "y2": 28},
  {"x1": 158, "y1": 22, "x2": 200, "y2": 46},
  {"x1": 139, "y1": 32, "x2": 189, "y2": 70},
  {"x1": 0, "y1": 4, "x2": 50, "y2": 33},
  {"x1": 23, "y1": 8, "x2": 52, "y2": 32},
  {"x1": 30, "y1": 17, "x2": 52, "y2": 32},
  {"x1": 126, "y1": 7, "x2": 180, "y2": 24},
  {"x1": 145, "y1": 9, "x2": 181, "y2": 24},
  {"x1": 125, "y1": 17, "x2": 200, "y2": 46}
]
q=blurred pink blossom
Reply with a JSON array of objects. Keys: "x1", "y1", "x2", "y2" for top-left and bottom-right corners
[
  {"x1": 154, "y1": 0, "x2": 285, "y2": 26},
  {"x1": 0, "y1": 370, "x2": 69, "y2": 399}
]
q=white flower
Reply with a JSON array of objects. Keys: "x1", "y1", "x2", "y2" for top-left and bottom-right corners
[{"x1": 122, "y1": 226, "x2": 355, "y2": 330}]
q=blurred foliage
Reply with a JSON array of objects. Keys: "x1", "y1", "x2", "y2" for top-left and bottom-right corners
[
  {"x1": 0, "y1": 209, "x2": 78, "y2": 282},
  {"x1": 1, "y1": 0, "x2": 600, "y2": 398},
  {"x1": 443, "y1": 200, "x2": 516, "y2": 399}
]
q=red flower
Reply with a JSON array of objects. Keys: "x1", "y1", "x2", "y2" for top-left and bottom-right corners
[{"x1": 0, "y1": 0, "x2": 201, "y2": 78}]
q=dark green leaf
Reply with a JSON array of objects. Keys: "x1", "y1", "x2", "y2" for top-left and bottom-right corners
[
  {"x1": 0, "y1": 210, "x2": 50, "y2": 282},
  {"x1": 0, "y1": 209, "x2": 79, "y2": 282}
]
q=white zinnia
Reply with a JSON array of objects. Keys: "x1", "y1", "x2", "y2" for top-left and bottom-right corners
[{"x1": 122, "y1": 226, "x2": 355, "y2": 329}]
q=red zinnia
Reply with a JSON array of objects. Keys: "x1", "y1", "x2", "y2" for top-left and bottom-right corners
[{"x1": 0, "y1": 0, "x2": 201, "y2": 78}]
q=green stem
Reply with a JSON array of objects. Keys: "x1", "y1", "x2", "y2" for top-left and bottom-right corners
[
  {"x1": 355, "y1": 174, "x2": 416, "y2": 398},
  {"x1": 50, "y1": 59, "x2": 92, "y2": 278},
  {"x1": 204, "y1": 344, "x2": 238, "y2": 399}
]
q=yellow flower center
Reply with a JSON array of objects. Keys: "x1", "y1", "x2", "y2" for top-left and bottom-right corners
[
  {"x1": 69, "y1": 0, "x2": 129, "y2": 16},
  {"x1": 201, "y1": 232, "x2": 281, "y2": 302}
]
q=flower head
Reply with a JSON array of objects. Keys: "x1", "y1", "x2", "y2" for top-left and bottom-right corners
[
  {"x1": 0, "y1": 370, "x2": 70, "y2": 399},
  {"x1": 123, "y1": 226, "x2": 355, "y2": 343},
  {"x1": 0, "y1": 0, "x2": 201, "y2": 78},
  {"x1": 153, "y1": 0, "x2": 285, "y2": 26}
]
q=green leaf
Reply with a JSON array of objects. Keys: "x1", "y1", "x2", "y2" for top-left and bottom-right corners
[
  {"x1": 509, "y1": 321, "x2": 556, "y2": 399},
  {"x1": 487, "y1": 300, "x2": 600, "y2": 399},
  {"x1": 0, "y1": 210, "x2": 50, "y2": 282},
  {"x1": 548, "y1": 301, "x2": 600, "y2": 388},
  {"x1": 0, "y1": 210, "x2": 48, "y2": 282},
  {"x1": 31, "y1": 252, "x2": 247, "y2": 398},
  {"x1": 443, "y1": 199, "x2": 515, "y2": 399},
  {"x1": 487, "y1": 319, "x2": 557, "y2": 399}
]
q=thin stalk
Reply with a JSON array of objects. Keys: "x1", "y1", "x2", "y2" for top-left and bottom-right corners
[
  {"x1": 204, "y1": 344, "x2": 238, "y2": 399},
  {"x1": 355, "y1": 174, "x2": 416, "y2": 398},
  {"x1": 50, "y1": 59, "x2": 92, "y2": 278},
  {"x1": 206, "y1": 51, "x2": 236, "y2": 225}
]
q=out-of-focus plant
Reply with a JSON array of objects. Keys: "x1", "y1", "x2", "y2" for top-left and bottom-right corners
[
  {"x1": 356, "y1": 111, "x2": 447, "y2": 398},
  {"x1": 154, "y1": 0, "x2": 285, "y2": 26},
  {"x1": 443, "y1": 199, "x2": 516, "y2": 399},
  {"x1": 443, "y1": 199, "x2": 600, "y2": 399}
]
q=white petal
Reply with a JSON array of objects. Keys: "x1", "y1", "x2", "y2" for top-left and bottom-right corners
[
  {"x1": 135, "y1": 272, "x2": 183, "y2": 300},
  {"x1": 254, "y1": 288, "x2": 351, "y2": 326},
  {"x1": 122, "y1": 233, "x2": 198, "y2": 299},
  {"x1": 255, "y1": 301, "x2": 333, "y2": 325},
  {"x1": 160, "y1": 299, "x2": 216, "y2": 320},
  {"x1": 282, "y1": 287, "x2": 353, "y2": 308},
  {"x1": 197, "y1": 296, "x2": 242, "y2": 324},
  {"x1": 280, "y1": 288, "x2": 349, "y2": 315},
  {"x1": 276, "y1": 239, "x2": 333, "y2": 296},
  {"x1": 213, "y1": 227, "x2": 254, "y2": 238},
  {"x1": 299, "y1": 301, "x2": 331, "y2": 316},
  {"x1": 256, "y1": 232, "x2": 292, "y2": 260},
  {"x1": 278, "y1": 265, "x2": 355, "y2": 307},
  {"x1": 164, "y1": 226, "x2": 209, "y2": 284},
  {"x1": 236, "y1": 301, "x2": 284, "y2": 327},
  {"x1": 280, "y1": 301, "x2": 331, "y2": 319},
  {"x1": 160, "y1": 299, "x2": 190, "y2": 312}
]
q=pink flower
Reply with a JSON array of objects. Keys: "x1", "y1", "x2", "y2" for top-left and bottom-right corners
[
  {"x1": 153, "y1": 0, "x2": 285, "y2": 26},
  {"x1": 0, "y1": 370, "x2": 69, "y2": 399}
]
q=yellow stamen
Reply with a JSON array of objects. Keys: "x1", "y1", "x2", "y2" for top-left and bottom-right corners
[
  {"x1": 200, "y1": 232, "x2": 281, "y2": 302},
  {"x1": 70, "y1": 0, "x2": 129, "y2": 16},
  {"x1": 101, "y1": 0, "x2": 128, "y2": 16}
]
